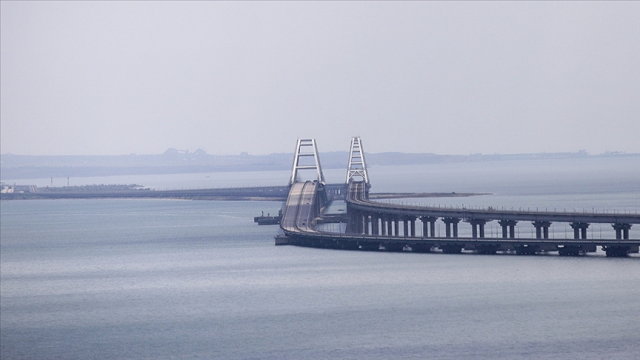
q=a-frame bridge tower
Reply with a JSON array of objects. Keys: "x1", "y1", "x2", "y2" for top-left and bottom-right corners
[
  {"x1": 345, "y1": 136, "x2": 371, "y2": 196},
  {"x1": 289, "y1": 139, "x2": 326, "y2": 186}
]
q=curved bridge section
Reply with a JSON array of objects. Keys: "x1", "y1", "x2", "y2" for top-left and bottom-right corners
[
  {"x1": 281, "y1": 181, "x2": 321, "y2": 234},
  {"x1": 344, "y1": 181, "x2": 640, "y2": 256},
  {"x1": 277, "y1": 137, "x2": 640, "y2": 257}
]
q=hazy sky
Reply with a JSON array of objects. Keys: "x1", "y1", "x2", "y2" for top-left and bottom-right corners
[{"x1": 2, "y1": 2, "x2": 639, "y2": 156}]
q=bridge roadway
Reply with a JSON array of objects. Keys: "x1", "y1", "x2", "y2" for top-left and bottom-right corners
[
  {"x1": 279, "y1": 181, "x2": 640, "y2": 256},
  {"x1": 280, "y1": 181, "x2": 320, "y2": 233},
  {"x1": 347, "y1": 182, "x2": 640, "y2": 226}
]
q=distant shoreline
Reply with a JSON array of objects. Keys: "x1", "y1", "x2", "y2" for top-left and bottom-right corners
[
  {"x1": 368, "y1": 192, "x2": 491, "y2": 200},
  {"x1": 2, "y1": 151, "x2": 637, "y2": 180},
  {"x1": 0, "y1": 184, "x2": 489, "y2": 201}
]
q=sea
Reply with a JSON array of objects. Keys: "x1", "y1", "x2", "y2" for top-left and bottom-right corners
[{"x1": 1, "y1": 156, "x2": 639, "y2": 359}]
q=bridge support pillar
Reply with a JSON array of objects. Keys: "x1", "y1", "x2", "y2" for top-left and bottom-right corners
[
  {"x1": 468, "y1": 219, "x2": 488, "y2": 238},
  {"x1": 570, "y1": 222, "x2": 590, "y2": 239},
  {"x1": 532, "y1": 221, "x2": 552, "y2": 239},
  {"x1": 362, "y1": 213, "x2": 367, "y2": 235},
  {"x1": 364, "y1": 214, "x2": 371, "y2": 235},
  {"x1": 420, "y1": 216, "x2": 437, "y2": 238},
  {"x1": 381, "y1": 216, "x2": 388, "y2": 236},
  {"x1": 442, "y1": 218, "x2": 461, "y2": 238},
  {"x1": 371, "y1": 214, "x2": 379, "y2": 236},
  {"x1": 410, "y1": 217, "x2": 416, "y2": 237},
  {"x1": 612, "y1": 223, "x2": 632, "y2": 240},
  {"x1": 393, "y1": 218, "x2": 398, "y2": 236},
  {"x1": 348, "y1": 210, "x2": 356, "y2": 234},
  {"x1": 353, "y1": 211, "x2": 366, "y2": 235},
  {"x1": 498, "y1": 220, "x2": 518, "y2": 239},
  {"x1": 402, "y1": 216, "x2": 416, "y2": 237},
  {"x1": 403, "y1": 218, "x2": 409, "y2": 238}
]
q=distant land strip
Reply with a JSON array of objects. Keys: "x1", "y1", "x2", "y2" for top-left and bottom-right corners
[
  {"x1": 2, "y1": 151, "x2": 637, "y2": 179},
  {"x1": 0, "y1": 184, "x2": 487, "y2": 201},
  {"x1": 368, "y1": 192, "x2": 491, "y2": 199}
]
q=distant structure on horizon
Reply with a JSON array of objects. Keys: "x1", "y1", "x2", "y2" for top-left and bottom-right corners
[{"x1": 163, "y1": 148, "x2": 207, "y2": 156}]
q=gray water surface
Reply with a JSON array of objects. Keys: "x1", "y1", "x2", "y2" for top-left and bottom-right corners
[{"x1": 2, "y1": 159, "x2": 639, "y2": 359}]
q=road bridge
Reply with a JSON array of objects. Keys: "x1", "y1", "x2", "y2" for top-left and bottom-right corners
[{"x1": 279, "y1": 137, "x2": 640, "y2": 257}]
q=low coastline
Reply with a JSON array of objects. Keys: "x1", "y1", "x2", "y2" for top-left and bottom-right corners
[{"x1": 0, "y1": 184, "x2": 489, "y2": 201}]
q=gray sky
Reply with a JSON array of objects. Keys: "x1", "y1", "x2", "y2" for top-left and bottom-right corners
[{"x1": 2, "y1": 2, "x2": 639, "y2": 156}]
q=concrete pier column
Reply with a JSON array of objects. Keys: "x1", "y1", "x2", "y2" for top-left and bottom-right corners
[
  {"x1": 442, "y1": 218, "x2": 461, "y2": 238},
  {"x1": 532, "y1": 221, "x2": 552, "y2": 239},
  {"x1": 370, "y1": 214, "x2": 376, "y2": 235},
  {"x1": 402, "y1": 218, "x2": 408, "y2": 237},
  {"x1": 370, "y1": 214, "x2": 375, "y2": 235},
  {"x1": 407, "y1": 216, "x2": 416, "y2": 237},
  {"x1": 393, "y1": 218, "x2": 398, "y2": 236},
  {"x1": 430, "y1": 219, "x2": 436, "y2": 237},
  {"x1": 364, "y1": 213, "x2": 372, "y2": 235},
  {"x1": 381, "y1": 216, "x2": 387, "y2": 236},
  {"x1": 498, "y1": 220, "x2": 518, "y2": 239},
  {"x1": 350, "y1": 210, "x2": 360, "y2": 234},
  {"x1": 348, "y1": 210, "x2": 355, "y2": 234},
  {"x1": 420, "y1": 216, "x2": 437, "y2": 238},
  {"x1": 371, "y1": 215, "x2": 376, "y2": 235},
  {"x1": 411, "y1": 218, "x2": 416, "y2": 237},
  {"x1": 362, "y1": 214, "x2": 368, "y2": 235},
  {"x1": 612, "y1": 223, "x2": 632, "y2": 240},
  {"x1": 402, "y1": 218, "x2": 407, "y2": 237},
  {"x1": 570, "y1": 222, "x2": 590, "y2": 239},
  {"x1": 468, "y1": 219, "x2": 488, "y2": 238}
]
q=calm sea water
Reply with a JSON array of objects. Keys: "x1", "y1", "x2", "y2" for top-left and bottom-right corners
[{"x1": 2, "y1": 158, "x2": 639, "y2": 359}]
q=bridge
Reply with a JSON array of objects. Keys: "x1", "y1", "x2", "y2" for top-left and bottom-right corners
[{"x1": 278, "y1": 137, "x2": 640, "y2": 257}]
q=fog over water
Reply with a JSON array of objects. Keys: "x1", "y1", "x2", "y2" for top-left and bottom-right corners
[{"x1": 2, "y1": 2, "x2": 639, "y2": 156}]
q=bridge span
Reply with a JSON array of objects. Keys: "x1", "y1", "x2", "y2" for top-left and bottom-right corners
[{"x1": 278, "y1": 137, "x2": 640, "y2": 257}]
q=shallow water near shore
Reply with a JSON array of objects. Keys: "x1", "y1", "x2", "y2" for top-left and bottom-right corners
[{"x1": 2, "y1": 157, "x2": 640, "y2": 359}]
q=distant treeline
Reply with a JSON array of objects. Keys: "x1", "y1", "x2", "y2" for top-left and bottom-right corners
[{"x1": 1, "y1": 150, "x2": 637, "y2": 180}]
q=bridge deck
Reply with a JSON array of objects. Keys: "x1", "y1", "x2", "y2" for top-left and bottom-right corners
[
  {"x1": 281, "y1": 181, "x2": 319, "y2": 233},
  {"x1": 280, "y1": 181, "x2": 639, "y2": 256},
  {"x1": 277, "y1": 137, "x2": 638, "y2": 256},
  {"x1": 347, "y1": 182, "x2": 640, "y2": 225}
]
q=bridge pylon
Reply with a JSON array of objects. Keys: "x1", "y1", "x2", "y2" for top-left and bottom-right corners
[
  {"x1": 346, "y1": 136, "x2": 370, "y2": 185},
  {"x1": 289, "y1": 139, "x2": 326, "y2": 186}
]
